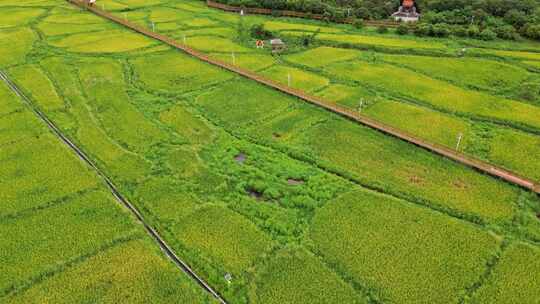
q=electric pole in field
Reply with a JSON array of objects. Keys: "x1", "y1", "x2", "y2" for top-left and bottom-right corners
[
  {"x1": 287, "y1": 73, "x2": 291, "y2": 87},
  {"x1": 456, "y1": 133, "x2": 463, "y2": 151},
  {"x1": 358, "y1": 98, "x2": 364, "y2": 114}
]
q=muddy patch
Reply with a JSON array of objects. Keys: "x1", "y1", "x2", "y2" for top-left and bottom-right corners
[
  {"x1": 287, "y1": 178, "x2": 305, "y2": 186},
  {"x1": 234, "y1": 153, "x2": 246, "y2": 164},
  {"x1": 453, "y1": 180, "x2": 469, "y2": 189},
  {"x1": 247, "y1": 188, "x2": 263, "y2": 200}
]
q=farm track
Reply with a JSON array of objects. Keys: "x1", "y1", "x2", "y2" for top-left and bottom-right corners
[
  {"x1": 66, "y1": 0, "x2": 540, "y2": 196},
  {"x1": 0, "y1": 70, "x2": 228, "y2": 304}
]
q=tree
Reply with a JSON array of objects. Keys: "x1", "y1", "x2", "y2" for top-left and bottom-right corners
[{"x1": 480, "y1": 28, "x2": 497, "y2": 40}]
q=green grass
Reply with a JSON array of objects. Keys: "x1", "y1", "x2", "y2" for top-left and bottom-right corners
[
  {"x1": 294, "y1": 118, "x2": 517, "y2": 222},
  {"x1": 381, "y1": 54, "x2": 531, "y2": 94},
  {"x1": 183, "y1": 27, "x2": 236, "y2": 38},
  {"x1": 182, "y1": 18, "x2": 219, "y2": 28},
  {"x1": 247, "y1": 106, "x2": 328, "y2": 143},
  {"x1": 488, "y1": 128, "x2": 540, "y2": 181},
  {"x1": 48, "y1": 29, "x2": 156, "y2": 53},
  {"x1": 477, "y1": 49, "x2": 540, "y2": 60},
  {"x1": 9, "y1": 65, "x2": 65, "y2": 111},
  {"x1": 197, "y1": 79, "x2": 295, "y2": 127},
  {"x1": 184, "y1": 35, "x2": 252, "y2": 53},
  {"x1": 470, "y1": 242, "x2": 540, "y2": 304},
  {"x1": 523, "y1": 60, "x2": 540, "y2": 68},
  {"x1": 0, "y1": 135, "x2": 99, "y2": 217},
  {"x1": 261, "y1": 65, "x2": 329, "y2": 92},
  {"x1": 0, "y1": 28, "x2": 36, "y2": 68},
  {"x1": 39, "y1": 57, "x2": 153, "y2": 183},
  {"x1": 285, "y1": 46, "x2": 360, "y2": 68},
  {"x1": 325, "y1": 60, "x2": 540, "y2": 130},
  {"x1": 4, "y1": 238, "x2": 215, "y2": 304},
  {"x1": 131, "y1": 50, "x2": 232, "y2": 93},
  {"x1": 310, "y1": 190, "x2": 501, "y2": 303},
  {"x1": 0, "y1": 80, "x2": 23, "y2": 115},
  {"x1": 308, "y1": 32, "x2": 445, "y2": 49},
  {"x1": 0, "y1": 8, "x2": 44, "y2": 28},
  {"x1": 249, "y1": 247, "x2": 366, "y2": 304},
  {"x1": 149, "y1": 7, "x2": 194, "y2": 22},
  {"x1": 0, "y1": 190, "x2": 138, "y2": 292},
  {"x1": 211, "y1": 52, "x2": 276, "y2": 71},
  {"x1": 0, "y1": 111, "x2": 45, "y2": 146},
  {"x1": 43, "y1": 7, "x2": 107, "y2": 24},
  {"x1": 263, "y1": 20, "x2": 342, "y2": 33},
  {"x1": 364, "y1": 100, "x2": 473, "y2": 148},
  {"x1": 4, "y1": 2, "x2": 540, "y2": 303},
  {"x1": 159, "y1": 104, "x2": 214, "y2": 145},
  {"x1": 172, "y1": 205, "x2": 273, "y2": 274},
  {"x1": 314, "y1": 83, "x2": 379, "y2": 108},
  {"x1": 78, "y1": 58, "x2": 168, "y2": 152}
]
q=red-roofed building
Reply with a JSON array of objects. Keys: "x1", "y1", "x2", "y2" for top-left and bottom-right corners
[{"x1": 392, "y1": 0, "x2": 420, "y2": 22}]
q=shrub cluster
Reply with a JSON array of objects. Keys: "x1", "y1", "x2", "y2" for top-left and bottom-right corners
[{"x1": 216, "y1": 0, "x2": 540, "y2": 41}]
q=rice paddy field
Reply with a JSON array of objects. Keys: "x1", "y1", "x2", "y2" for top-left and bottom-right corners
[{"x1": 1, "y1": 0, "x2": 540, "y2": 303}]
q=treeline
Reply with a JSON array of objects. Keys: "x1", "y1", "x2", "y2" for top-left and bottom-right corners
[{"x1": 213, "y1": 0, "x2": 540, "y2": 41}]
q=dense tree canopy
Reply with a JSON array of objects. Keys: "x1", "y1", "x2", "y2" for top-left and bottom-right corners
[{"x1": 215, "y1": 0, "x2": 540, "y2": 40}]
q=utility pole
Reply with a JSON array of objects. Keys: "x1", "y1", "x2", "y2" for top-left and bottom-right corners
[
  {"x1": 358, "y1": 98, "x2": 364, "y2": 113},
  {"x1": 287, "y1": 73, "x2": 291, "y2": 87},
  {"x1": 183, "y1": 34, "x2": 186, "y2": 45},
  {"x1": 456, "y1": 133, "x2": 463, "y2": 151},
  {"x1": 231, "y1": 52, "x2": 236, "y2": 65},
  {"x1": 152, "y1": 22, "x2": 155, "y2": 32}
]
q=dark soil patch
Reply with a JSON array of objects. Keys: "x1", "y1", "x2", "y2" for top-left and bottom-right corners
[
  {"x1": 272, "y1": 132, "x2": 281, "y2": 139},
  {"x1": 287, "y1": 178, "x2": 305, "y2": 186},
  {"x1": 247, "y1": 188, "x2": 263, "y2": 200},
  {"x1": 234, "y1": 153, "x2": 246, "y2": 164},
  {"x1": 453, "y1": 180, "x2": 469, "y2": 189},
  {"x1": 537, "y1": 213, "x2": 540, "y2": 221}
]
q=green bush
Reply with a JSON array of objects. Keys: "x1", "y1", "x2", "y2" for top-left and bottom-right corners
[
  {"x1": 467, "y1": 25, "x2": 480, "y2": 38},
  {"x1": 250, "y1": 23, "x2": 273, "y2": 39},
  {"x1": 376, "y1": 25, "x2": 388, "y2": 34},
  {"x1": 396, "y1": 23, "x2": 409, "y2": 35},
  {"x1": 480, "y1": 28, "x2": 497, "y2": 40},
  {"x1": 432, "y1": 23, "x2": 451, "y2": 37}
]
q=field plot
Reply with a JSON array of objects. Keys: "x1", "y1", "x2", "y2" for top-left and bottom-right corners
[
  {"x1": 470, "y1": 242, "x2": 540, "y2": 304},
  {"x1": 310, "y1": 190, "x2": 500, "y2": 304},
  {"x1": 381, "y1": 54, "x2": 532, "y2": 95},
  {"x1": 0, "y1": 81, "x2": 213, "y2": 303},
  {"x1": 0, "y1": 28, "x2": 36, "y2": 68},
  {"x1": 325, "y1": 61, "x2": 540, "y2": 130},
  {"x1": 3, "y1": 0, "x2": 540, "y2": 303}
]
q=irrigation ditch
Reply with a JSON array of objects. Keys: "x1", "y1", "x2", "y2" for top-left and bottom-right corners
[
  {"x1": 0, "y1": 70, "x2": 228, "y2": 304},
  {"x1": 66, "y1": 0, "x2": 540, "y2": 196}
]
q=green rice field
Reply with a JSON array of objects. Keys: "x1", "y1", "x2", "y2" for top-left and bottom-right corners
[{"x1": 1, "y1": 0, "x2": 540, "y2": 303}]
